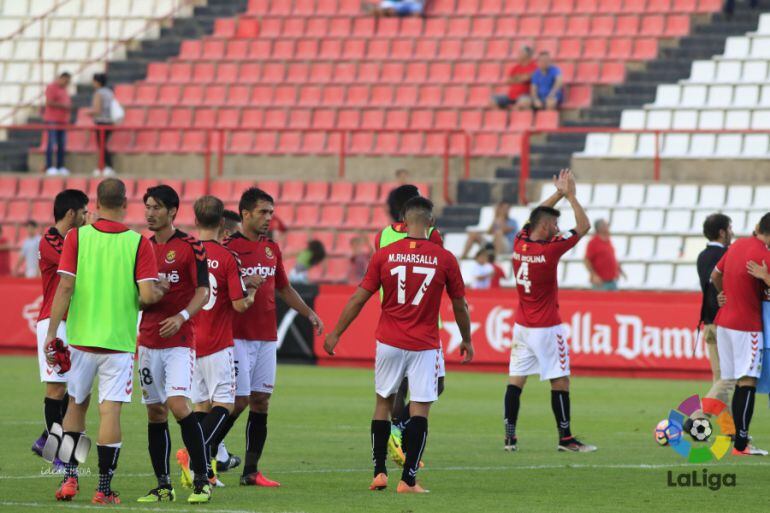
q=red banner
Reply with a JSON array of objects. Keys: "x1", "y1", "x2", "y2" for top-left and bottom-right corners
[
  {"x1": 0, "y1": 277, "x2": 46, "y2": 350},
  {"x1": 313, "y1": 285, "x2": 711, "y2": 379}
]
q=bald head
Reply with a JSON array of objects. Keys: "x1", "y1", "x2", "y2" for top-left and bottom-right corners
[
  {"x1": 97, "y1": 178, "x2": 127, "y2": 210},
  {"x1": 194, "y1": 195, "x2": 224, "y2": 229}
]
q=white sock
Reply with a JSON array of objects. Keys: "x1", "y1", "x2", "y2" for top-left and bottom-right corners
[{"x1": 216, "y1": 442, "x2": 229, "y2": 462}]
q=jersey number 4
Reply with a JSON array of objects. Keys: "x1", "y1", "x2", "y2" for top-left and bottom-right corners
[
  {"x1": 390, "y1": 265, "x2": 435, "y2": 305},
  {"x1": 515, "y1": 262, "x2": 532, "y2": 294}
]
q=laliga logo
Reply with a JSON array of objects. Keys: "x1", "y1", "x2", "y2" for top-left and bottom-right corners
[{"x1": 659, "y1": 394, "x2": 734, "y2": 463}]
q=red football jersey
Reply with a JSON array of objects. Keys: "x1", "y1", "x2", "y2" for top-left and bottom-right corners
[
  {"x1": 195, "y1": 240, "x2": 247, "y2": 357},
  {"x1": 512, "y1": 227, "x2": 580, "y2": 328},
  {"x1": 139, "y1": 230, "x2": 209, "y2": 350},
  {"x1": 714, "y1": 236, "x2": 770, "y2": 332},
  {"x1": 225, "y1": 233, "x2": 289, "y2": 342},
  {"x1": 360, "y1": 237, "x2": 465, "y2": 351},
  {"x1": 38, "y1": 227, "x2": 66, "y2": 322}
]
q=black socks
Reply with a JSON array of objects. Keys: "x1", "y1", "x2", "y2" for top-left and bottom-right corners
[
  {"x1": 96, "y1": 443, "x2": 121, "y2": 493},
  {"x1": 401, "y1": 416, "x2": 428, "y2": 487},
  {"x1": 62, "y1": 431, "x2": 81, "y2": 480},
  {"x1": 201, "y1": 407, "x2": 230, "y2": 478},
  {"x1": 210, "y1": 414, "x2": 238, "y2": 457},
  {"x1": 504, "y1": 384, "x2": 522, "y2": 439},
  {"x1": 178, "y1": 414, "x2": 207, "y2": 481},
  {"x1": 371, "y1": 420, "x2": 390, "y2": 476},
  {"x1": 43, "y1": 393, "x2": 69, "y2": 434},
  {"x1": 147, "y1": 422, "x2": 171, "y2": 486},
  {"x1": 243, "y1": 412, "x2": 267, "y2": 476},
  {"x1": 732, "y1": 385, "x2": 756, "y2": 451},
  {"x1": 551, "y1": 390, "x2": 572, "y2": 440}
]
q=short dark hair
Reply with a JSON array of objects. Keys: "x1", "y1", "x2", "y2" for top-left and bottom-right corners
[
  {"x1": 239, "y1": 187, "x2": 274, "y2": 216},
  {"x1": 520, "y1": 45, "x2": 533, "y2": 56},
  {"x1": 403, "y1": 196, "x2": 434, "y2": 222},
  {"x1": 53, "y1": 189, "x2": 89, "y2": 222},
  {"x1": 388, "y1": 184, "x2": 420, "y2": 222},
  {"x1": 307, "y1": 240, "x2": 327, "y2": 267},
  {"x1": 538, "y1": 50, "x2": 551, "y2": 57},
  {"x1": 527, "y1": 206, "x2": 560, "y2": 230},
  {"x1": 223, "y1": 209, "x2": 241, "y2": 223},
  {"x1": 143, "y1": 184, "x2": 180, "y2": 214},
  {"x1": 194, "y1": 195, "x2": 224, "y2": 229},
  {"x1": 97, "y1": 178, "x2": 126, "y2": 209},
  {"x1": 93, "y1": 73, "x2": 107, "y2": 87},
  {"x1": 758, "y1": 213, "x2": 770, "y2": 235},
  {"x1": 703, "y1": 213, "x2": 731, "y2": 241},
  {"x1": 25, "y1": 219, "x2": 38, "y2": 228},
  {"x1": 59, "y1": 72, "x2": 71, "y2": 79}
]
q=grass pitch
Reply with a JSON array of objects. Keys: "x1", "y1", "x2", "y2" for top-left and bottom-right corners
[{"x1": 1, "y1": 355, "x2": 769, "y2": 513}]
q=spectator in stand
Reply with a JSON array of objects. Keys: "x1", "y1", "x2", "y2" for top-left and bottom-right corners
[
  {"x1": 696, "y1": 213, "x2": 734, "y2": 409},
  {"x1": 518, "y1": 51, "x2": 563, "y2": 111},
  {"x1": 467, "y1": 247, "x2": 495, "y2": 290},
  {"x1": 492, "y1": 46, "x2": 537, "y2": 110},
  {"x1": 348, "y1": 234, "x2": 373, "y2": 284},
  {"x1": 289, "y1": 239, "x2": 327, "y2": 284},
  {"x1": 222, "y1": 209, "x2": 242, "y2": 239},
  {"x1": 14, "y1": 220, "x2": 41, "y2": 279},
  {"x1": 0, "y1": 232, "x2": 11, "y2": 276},
  {"x1": 87, "y1": 73, "x2": 116, "y2": 177},
  {"x1": 461, "y1": 202, "x2": 519, "y2": 259},
  {"x1": 43, "y1": 72, "x2": 72, "y2": 176},
  {"x1": 362, "y1": 0, "x2": 424, "y2": 17},
  {"x1": 584, "y1": 219, "x2": 623, "y2": 290},
  {"x1": 486, "y1": 244, "x2": 507, "y2": 289}
]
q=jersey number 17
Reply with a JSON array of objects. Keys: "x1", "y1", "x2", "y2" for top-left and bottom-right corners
[{"x1": 390, "y1": 265, "x2": 436, "y2": 305}]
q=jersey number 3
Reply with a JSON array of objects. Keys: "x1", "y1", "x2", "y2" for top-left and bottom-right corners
[
  {"x1": 390, "y1": 265, "x2": 435, "y2": 305},
  {"x1": 515, "y1": 262, "x2": 532, "y2": 294}
]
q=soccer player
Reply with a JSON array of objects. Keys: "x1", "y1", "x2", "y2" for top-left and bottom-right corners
[
  {"x1": 32, "y1": 189, "x2": 88, "y2": 465},
  {"x1": 137, "y1": 185, "x2": 212, "y2": 503},
  {"x1": 504, "y1": 169, "x2": 596, "y2": 453},
  {"x1": 375, "y1": 184, "x2": 445, "y2": 465},
  {"x1": 46, "y1": 178, "x2": 163, "y2": 504},
  {"x1": 324, "y1": 196, "x2": 474, "y2": 493},
  {"x1": 710, "y1": 213, "x2": 770, "y2": 456},
  {"x1": 190, "y1": 196, "x2": 258, "y2": 487},
  {"x1": 219, "y1": 187, "x2": 324, "y2": 487}
]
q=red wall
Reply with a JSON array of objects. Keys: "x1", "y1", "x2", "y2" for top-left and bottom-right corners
[{"x1": 313, "y1": 285, "x2": 711, "y2": 380}]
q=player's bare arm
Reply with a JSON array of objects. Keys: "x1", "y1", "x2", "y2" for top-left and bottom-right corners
[
  {"x1": 746, "y1": 260, "x2": 770, "y2": 286},
  {"x1": 277, "y1": 285, "x2": 325, "y2": 335},
  {"x1": 244, "y1": 274, "x2": 265, "y2": 290},
  {"x1": 451, "y1": 297, "x2": 474, "y2": 363},
  {"x1": 44, "y1": 273, "x2": 75, "y2": 348},
  {"x1": 324, "y1": 287, "x2": 375, "y2": 355},
  {"x1": 232, "y1": 285, "x2": 258, "y2": 313},
  {"x1": 159, "y1": 285, "x2": 209, "y2": 338},
  {"x1": 560, "y1": 170, "x2": 590, "y2": 236},
  {"x1": 538, "y1": 168, "x2": 570, "y2": 208},
  {"x1": 138, "y1": 278, "x2": 166, "y2": 309}
]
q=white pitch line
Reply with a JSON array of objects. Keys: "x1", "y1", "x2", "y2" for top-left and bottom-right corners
[
  {"x1": 3, "y1": 460, "x2": 769, "y2": 481},
  {"x1": 0, "y1": 502, "x2": 306, "y2": 513}
]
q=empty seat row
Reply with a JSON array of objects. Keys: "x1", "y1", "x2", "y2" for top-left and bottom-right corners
[
  {"x1": 283, "y1": 229, "x2": 377, "y2": 256},
  {"x1": 689, "y1": 59, "x2": 770, "y2": 84},
  {"x1": 0, "y1": 19, "x2": 153, "y2": 41},
  {"x1": 0, "y1": 39, "x2": 131, "y2": 62},
  {"x1": 536, "y1": 183, "x2": 769, "y2": 210},
  {"x1": 562, "y1": 234, "x2": 711, "y2": 262},
  {"x1": 220, "y1": 12, "x2": 691, "y2": 39},
  {"x1": 580, "y1": 132, "x2": 770, "y2": 158},
  {"x1": 242, "y1": 0, "x2": 718, "y2": 16},
  {"x1": 0, "y1": 0, "x2": 180, "y2": 17},
  {"x1": 117, "y1": 106, "x2": 559, "y2": 131},
  {"x1": 180, "y1": 35, "x2": 659, "y2": 62},
  {"x1": 560, "y1": 260, "x2": 699, "y2": 290},
  {"x1": 144, "y1": 59, "x2": 625, "y2": 85},
  {"x1": 620, "y1": 108, "x2": 770, "y2": 129},
  {"x1": 118, "y1": 82, "x2": 592, "y2": 109},
  {"x1": 653, "y1": 84, "x2": 770, "y2": 108}
]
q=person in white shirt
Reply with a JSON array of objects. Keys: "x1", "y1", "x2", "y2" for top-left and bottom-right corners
[
  {"x1": 15, "y1": 220, "x2": 41, "y2": 278},
  {"x1": 468, "y1": 248, "x2": 495, "y2": 290}
]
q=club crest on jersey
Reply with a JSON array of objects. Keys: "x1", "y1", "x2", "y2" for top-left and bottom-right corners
[
  {"x1": 522, "y1": 244, "x2": 528, "y2": 252},
  {"x1": 410, "y1": 241, "x2": 416, "y2": 249},
  {"x1": 165, "y1": 250, "x2": 176, "y2": 264},
  {"x1": 265, "y1": 246, "x2": 274, "y2": 259}
]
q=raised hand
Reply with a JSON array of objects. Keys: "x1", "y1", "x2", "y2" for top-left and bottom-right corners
[{"x1": 553, "y1": 168, "x2": 570, "y2": 195}]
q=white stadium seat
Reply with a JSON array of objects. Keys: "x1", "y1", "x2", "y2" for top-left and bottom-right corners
[
  {"x1": 586, "y1": 208, "x2": 610, "y2": 225},
  {"x1": 752, "y1": 185, "x2": 770, "y2": 208},
  {"x1": 647, "y1": 110, "x2": 672, "y2": 129},
  {"x1": 690, "y1": 61, "x2": 715, "y2": 82},
  {"x1": 689, "y1": 134, "x2": 716, "y2": 156},
  {"x1": 743, "y1": 61, "x2": 768, "y2": 83},
  {"x1": 671, "y1": 185, "x2": 698, "y2": 207},
  {"x1": 620, "y1": 263, "x2": 646, "y2": 288},
  {"x1": 725, "y1": 109, "x2": 751, "y2": 129},
  {"x1": 618, "y1": 184, "x2": 645, "y2": 207},
  {"x1": 563, "y1": 262, "x2": 589, "y2": 288},
  {"x1": 673, "y1": 264, "x2": 699, "y2": 291},
  {"x1": 699, "y1": 185, "x2": 726, "y2": 208},
  {"x1": 655, "y1": 85, "x2": 681, "y2": 106},
  {"x1": 655, "y1": 236, "x2": 682, "y2": 261},
  {"x1": 690, "y1": 210, "x2": 711, "y2": 235},
  {"x1": 682, "y1": 237, "x2": 704, "y2": 262},
  {"x1": 611, "y1": 235, "x2": 628, "y2": 259},
  {"x1": 726, "y1": 185, "x2": 753, "y2": 208},
  {"x1": 724, "y1": 37, "x2": 750, "y2": 58},
  {"x1": 467, "y1": 206, "x2": 494, "y2": 232},
  {"x1": 575, "y1": 183, "x2": 592, "y2": 205},
  {"x1": 672, "y1": 109, "x2": 697, "y2": 129},
  {"x1": 645, "y1": 184, "x2": 671, "y2": 207},
  {"x1": 509, "y1": 206, "x2": 530, "y2": 227},
  {"x1": 715, "y1": 134, "x2": 743, "y2": 156},
  {"x1": 706, "y1": 86, "x2": 733, "y2": 107},
  {"x1": 591, "y1": 184, "x2": 619, "y2": 207},
  {"x1": 723, "y1": 210, "x2": 747, "y2": 234},
  {"x1": 664, "y1": 210, "x2": 693, "y2": 233},
  {"x1": 759, "y1": 13, "x2": 770, "y2": 34},
  {"x1": 637, "y1": 209, "x2": 664, "y2": 233},
  {"x1": 610, "y1": 208, "x2": 637, "y2": 233},
  {"x1": 734, "y1": 85, "x2": 759, "y2": 106},
  {"x1": 443, "y1": 233, "x2": 468, "y2": 257},
  {"x1": 645, "y1": 263, "x2": 674, "y2": 290},
  {"x1": 662, "y1": 134, "x2": 689, "y2": 156},
  {"x1": 620, "y1": 110, "x2": 646, "y2": 129},
  {"x1": 743, "y1": 134, "x2": 770, "y2": 156},
  {"x1": 581, "y1": 134, "x2": 611, "y2": 156},
  {"x1": 609, "y1": 133, "x2": 637, "y2": 156},
  {"x1": 628, "y1": 236, "x2": 655, "y2": 260}
]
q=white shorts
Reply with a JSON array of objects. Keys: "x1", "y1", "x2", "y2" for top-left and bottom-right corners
[
  {"x1": 509, "y1": 323, "x2": 570, "y2": 381},
  {"x1": 716, "y1": 327, "x2": 763, "y2": 380},
  {"x1": 375, "y1": 342, "x2": 440, "y2": 403},
  {"x1": 66, "y1": 347, "x2": 134, "y2": 404},
  {"x1": 137, "y1": 346, "x2": 195, "y2": 404},
  {"x1": 192, "y1": 347, "x2": 236, "y2": 405},
  {"x1": 233, "y1": 339, "x2": 277, "y2": 396},
  {"x1": 36, "y1": 319, "x2": 68, "y2": 383},
  {"x1": 438, "y1": 344, "x2": 446, "y2": 378}
]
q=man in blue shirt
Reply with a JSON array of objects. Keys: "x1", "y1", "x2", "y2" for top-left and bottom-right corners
[{"x1": 529, "y1": 51, "x2": 563, "y2": 110}]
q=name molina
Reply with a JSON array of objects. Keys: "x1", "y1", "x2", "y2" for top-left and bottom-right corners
[{"x1": 667, "y1": 469, "x2": 736, "y2": 491}]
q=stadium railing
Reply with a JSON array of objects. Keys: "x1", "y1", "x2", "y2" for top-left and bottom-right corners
[
  {"x1": 1, "y1": 124, "x2": 471, "y2": 203},
  {"x1": 518, "y1": 127, "x2": 770, "y2": 204}
]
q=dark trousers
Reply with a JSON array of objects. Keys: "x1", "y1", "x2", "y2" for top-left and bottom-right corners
[
  {"x1": 95, "y1": 123, "x2": 113, "y2": 168},
  {"x1": 45, "y1": 124, "x2": 66, "y2": 169}
]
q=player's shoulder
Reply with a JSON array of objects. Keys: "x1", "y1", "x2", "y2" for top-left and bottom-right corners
[
  {"x1": 175, "y1": 230, "x2": 206, "y2": 259},
  {"x1": 42, "y1": 227, "x2": 65, "y2": 253}
]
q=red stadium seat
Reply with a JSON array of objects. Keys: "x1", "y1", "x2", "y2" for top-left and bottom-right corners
[
  {"x1": 374, "y1": 133, "x2": 399, "y2": 154},
  {"x1": 320, "y1": 205, "x2": 344, "y2": 227},
  {"x1": 65, "y1": 177, "x2": 89, "y2": 195},
  {"x1": 183, "y1": 180, "x2": 206, "y2": 199},
  {"x1": 304, "y1": 182, "x2": 329, "y2": 203},
  {"x1": 17, "y1": 178, "x2": 41, "y2": 198},
  {"x1": 329, "y1": 182, "x2": 354, "y2": 203},
  {"x1": 353, "y1": 182, "x2": 380, "y2": 204},
  {"x1": 210, "y1": 180, "x2": 234, "y2": 201},
  {"x1": 30, "y1": 201, "x2": 49, "y2": 224},
  {"x1": 40, "y1": 178, "x2": 65, "y2": 199},
  {"x1": 281, "y1": 181, "x2": 305, "y2": 203},
  {"x1": 337, "y1": 109, "x2": 361, "y2": 129},
  {"x1": 385, "y1": 110, "x2": 408, "y2": 130},
  {"x1": 344, "y1": 205, "x2": 372, "y2": 229},
  {"x1": 125, "y1": 201, "x2": 145, "y2": 225},
  {"x1": 399, "y1": 133, "x2": 424, "y2": 155},
  {"x1": 294, "y1": 204, "x2": 320, "y2": 226},
  {"x1": 370, "y1": 86, "x2": 393, "y2": 106},
  {"x1": 284, "y1": 230, "x2": 309, "y2": 253},
  {"x1": 333, "y1": 231, "x2": 359, "y2": 255},
  {"x1": 370, "y1": 208, "x2": 391, "y2": 227},
  {"x1": 322, "y1": 257, "x2": 349, "y2": 283}
]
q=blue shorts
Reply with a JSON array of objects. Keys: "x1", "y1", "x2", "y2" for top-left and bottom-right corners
[{"x1": 381, "y1": 0, "x2": 423, "y2": 15}]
